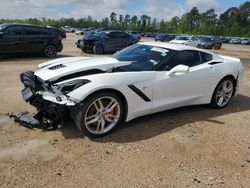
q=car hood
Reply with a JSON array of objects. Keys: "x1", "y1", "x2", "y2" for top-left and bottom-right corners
[
  {"x1": 83, "y1": 34, "x2": 102, "y2": 41},
  {"x1": 170, "y1": 40, "x2": 187, "y2": 44},
  {"x1": 35, "y1": 57, "x2": 131, "y2": 82}
]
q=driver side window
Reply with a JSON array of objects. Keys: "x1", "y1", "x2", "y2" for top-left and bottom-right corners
[{"x1": 163, "y1": 50, "x2": 201, "y2": 71}]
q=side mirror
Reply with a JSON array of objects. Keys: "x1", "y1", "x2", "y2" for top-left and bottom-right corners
[{"x1": 167, "y1": 65, "x2": 190, "y2": 77}]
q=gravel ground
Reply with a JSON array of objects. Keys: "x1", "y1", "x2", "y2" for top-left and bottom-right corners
[{"x1": 0, "y1": 34, "x2": 249, "y2": 188}]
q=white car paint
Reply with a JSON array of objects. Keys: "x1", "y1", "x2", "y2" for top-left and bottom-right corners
[
  {"x1": 170, "y1": 36, "x2": 201, "y2": 47},
  {"x1": 34, "y1": 42, "x2": 244, "y2": 122}
]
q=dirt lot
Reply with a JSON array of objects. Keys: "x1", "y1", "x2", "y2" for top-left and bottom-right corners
[{"x1": 0, "y1": 34, "x2": 250, "y2": 188}]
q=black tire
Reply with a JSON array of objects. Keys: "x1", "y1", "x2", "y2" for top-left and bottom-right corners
[
  {"x1": 43, "y1": 45, "x2": 57, "y2": 58},
  {"x1": 197, "y1": 44, "x2": 201, "y2": 48},
  {"x1": 74, "y1": 92, "x2": 124, "y2": 138},
  {"x1": 210, "y1": 77, "x2": 235, "y2": 109},
  {"x1": 94, "y1": 44, "x2": 104, "y2": 54}
]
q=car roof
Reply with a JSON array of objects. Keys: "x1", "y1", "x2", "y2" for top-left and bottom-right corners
[
  {"x1": 0, "y1": 23, "x2": 47, "y2": 28},
  {"x1": 139, "y1": 41, "x2": 215, "y2": 53}
]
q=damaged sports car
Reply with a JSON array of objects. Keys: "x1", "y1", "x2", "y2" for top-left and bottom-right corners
[{"x1": 20, "y1": 42, "x2": 244, "y2": 137}]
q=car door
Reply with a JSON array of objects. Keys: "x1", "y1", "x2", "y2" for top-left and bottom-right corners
[
  {"x1": 104, "y1": 32, "x2": 121, "y2": 52},
  {"x1": 118, "y1": 32, "x2": 133, "y2": 49},
  {"x1": 152, "y1": 50, "x2": 219, "y2": 113},
  {"x1": 0, "y1": 26, "x2": 26, "y2": 53},
  {"x1": 23, "y1": 26, "x2": 44, "y2": 52}
]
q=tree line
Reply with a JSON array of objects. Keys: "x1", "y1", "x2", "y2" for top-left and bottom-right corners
[{"x1": 0, "y1": 1, "x2": 249, "y2": 37}]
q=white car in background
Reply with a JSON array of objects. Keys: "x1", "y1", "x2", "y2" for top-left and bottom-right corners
[
  {"x1": 170, "y1": 35, "x2": 201, "y2": 47},
  {"x1": 20, "y1": 42, "x2": 244, "y2": 137}
]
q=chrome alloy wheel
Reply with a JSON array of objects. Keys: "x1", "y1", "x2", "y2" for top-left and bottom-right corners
[
  {"x1": 84, "y1": 97, "x2": 121, "y2": 134},
  {"x1": 215, "y1": 80, "x2": 234, "y2": 107},
  {"x1": 44, "y1": 45, "x2": 57, "y2": 58}
]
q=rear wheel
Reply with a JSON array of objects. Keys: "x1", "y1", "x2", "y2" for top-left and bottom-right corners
[
  {"x1": 74, "y1": 92, "x2": 124, "y2": 137},
  {"x1": 94, "y1": 44, "x2": 104, "y2": 54},
  {"x1": 210, "y1": 77, "x2": 235, "y2": 108},
  {"x1": 43, "y1": 45, "x2": 57, "y2": 58}
]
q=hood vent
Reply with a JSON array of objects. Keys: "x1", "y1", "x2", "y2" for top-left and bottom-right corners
[{"x1": 49, "y1": 64, "x2": 66, "y2": 70}]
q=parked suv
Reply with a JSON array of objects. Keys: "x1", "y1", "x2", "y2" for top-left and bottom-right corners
[
  {"x1": 76, "y1": 31, "x2": 137, "y2": 54},
  {"x1": 0, "y1": 24, "x2": 63, "y2": 58}
]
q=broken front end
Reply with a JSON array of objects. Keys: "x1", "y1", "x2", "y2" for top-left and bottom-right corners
[
  {"x1": 76, "y1": 38, "x2": 99, "y2": 53},
  {"x1": 19, "y1": 71, "x2": 81, "y2": 129}
]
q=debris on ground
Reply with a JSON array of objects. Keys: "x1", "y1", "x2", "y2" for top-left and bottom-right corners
[{"x1": 8, "y1": 111, "x2": 39, "y2": 129}]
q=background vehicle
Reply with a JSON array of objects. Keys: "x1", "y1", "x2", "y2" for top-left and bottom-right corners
[
  {"x1": 20, "y1": 42, "x2": 244, "y2": 137},
  {"x1": 126, "y1": 31, "x2": 141, "y2": 41},
  {"x1": 198, "y1": 36, "x2": 222, "y2": 49},
  {"x1": 62, "y1": 26, "x2": 75, "y2": 33},
  {"x1": 241, "y1": 38, "x2": 250, "y2": 45},
  {"x1": 75, "y1": 28, "x2": 86, "y2": 35},
  {"x1": 76, "y1": 31, "x2": 137, "y2": 54},
  {"x1": 229, "y1": 38, "x2": 242, "y2": 44},
  {"x1": 0, "y1": 23, "x2": 63, "y2": 58},
  {"x1": 154, "y1": 33, "x2": 174, "y2": 42},
  {"x1": 170, "y1": 35, "x2": 201, "y2": 47}
]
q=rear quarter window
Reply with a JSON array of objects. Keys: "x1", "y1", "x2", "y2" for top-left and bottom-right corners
[
  {"x1": 200, "y1": 52, "x2": 213, "y2": 63},
  {"x1": 41, "y1": 28, "x2": 53, "y2": 35}
]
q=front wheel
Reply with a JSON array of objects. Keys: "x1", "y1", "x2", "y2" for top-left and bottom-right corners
[
  {"x1": 43, "y1": 45, "x2": 57, "y2": 58},
  {"x1": 94, "y1": 44, "x2": 104, "y2": 54},
  {"x1": 74, "y1": 92, "x2": 124, "y2": 137},
  {"x1": 210, "y1": 78, "x2": 235, "y2": 108}
]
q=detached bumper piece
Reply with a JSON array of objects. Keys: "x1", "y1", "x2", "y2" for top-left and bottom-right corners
[
  {"x1": 8, "y1": 112, "x2": 39, "y2": 129},
  {"x1": 9, "y1": 111, "x2": 63, "y2": 130}
]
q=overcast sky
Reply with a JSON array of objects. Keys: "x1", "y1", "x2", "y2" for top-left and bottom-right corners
[{"x1": 0, "y1": 0, "x2": 247, "y2": 20}]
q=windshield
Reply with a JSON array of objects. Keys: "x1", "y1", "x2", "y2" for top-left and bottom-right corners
[
  {"x1": 175, "y1": 36, "x2": 189, "y2": 41},
  {"x1": 112, "y1": 44, "x2": 175, "y2": 71},
  {"x1": 0, "y1": 24, "x2": 7, "y2": 31}
]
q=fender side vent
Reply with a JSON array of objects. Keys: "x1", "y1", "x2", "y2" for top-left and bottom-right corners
[
  {"x1": 209, "y1": 62, "x2": 223, "y2": 65},
  {"x1": 128, "y1": 85, "x2": 151, "y2": 102}
]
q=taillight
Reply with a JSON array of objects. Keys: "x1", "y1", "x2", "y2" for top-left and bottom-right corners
[{"x1": 57, "y1": 34, "x2": 62, "y2": 40}]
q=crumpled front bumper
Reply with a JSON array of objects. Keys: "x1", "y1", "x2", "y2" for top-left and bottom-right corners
[
  {"x1": 19, "y1": 71, "x2": 77, "y2": 129},
  {"x1": 37, "y1": 91, "x2": 76, "y2": 106},
  {"x1": 20, "y1": 71, "x2": 77, "y2": 107}
]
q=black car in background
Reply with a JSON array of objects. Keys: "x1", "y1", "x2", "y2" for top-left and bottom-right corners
[
  {"x1": 0, "y1": 24, "x2": 63, "y2": 58},
  {"x1": 76, "y1": 31, "x2": 137, "y2": 54},
  {"x1": 198, "y1": 36, "x2": 222, "y2": 49},
  {"x1": 154, "y1": 33, "x2": 175, "y2": 42}
]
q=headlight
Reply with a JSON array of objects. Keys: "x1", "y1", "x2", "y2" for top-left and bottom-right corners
[{"x1": 58, "y1": 79, "x2": 90, "y2": 94}]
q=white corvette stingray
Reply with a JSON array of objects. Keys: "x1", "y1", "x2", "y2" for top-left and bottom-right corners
[{"x1": 20, "y1": 42, "x2": 244, "y2": 137}]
